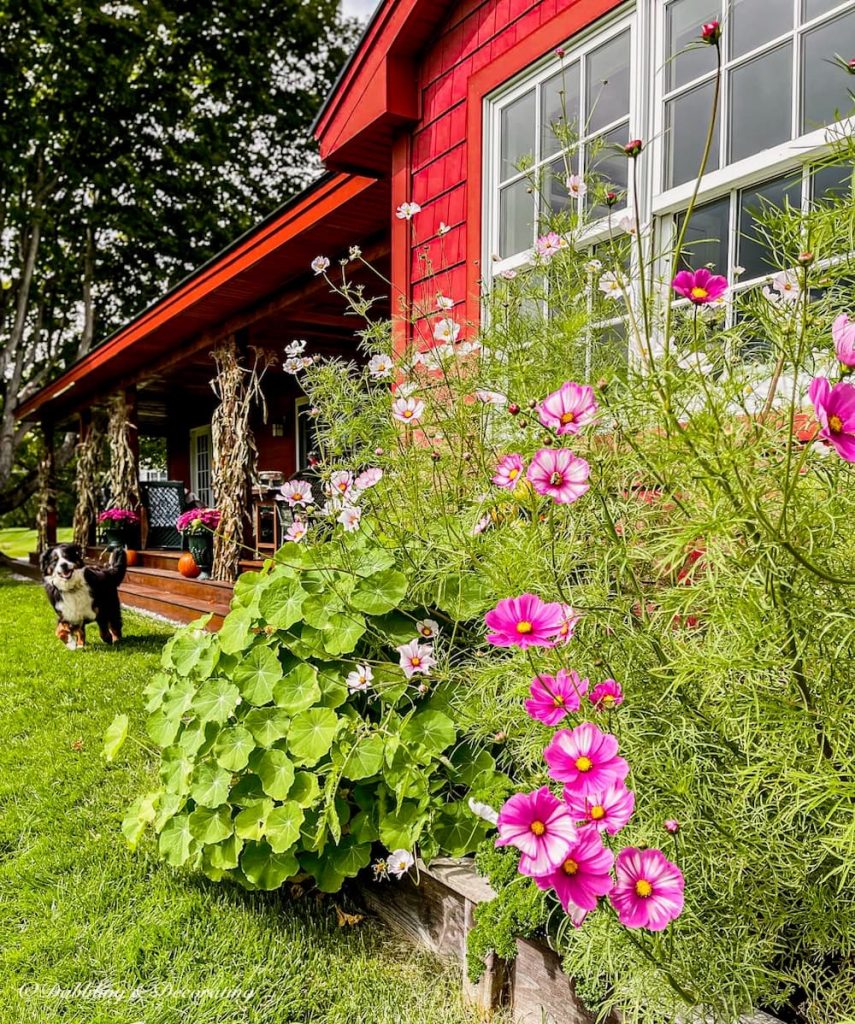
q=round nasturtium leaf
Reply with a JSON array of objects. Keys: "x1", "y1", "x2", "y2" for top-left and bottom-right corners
[
  {"x1": 233, "y1": 646, "x2": 281, "y2": 705},
  {"x1": 287, "y1": 771, "x2": 321, "y2": 808},
  {"x1": 146, "y1": 708, "x2": 182, "y2": 748},
  {"x1": 287, "y1": 707, "x2": 339, "y2": 765},
  {"x1": 342, "y1": 734, "x2": 385, "y2": 781},
  {"x1": 218, "y1": 607, "x2": 254, "y2": 655},
  {"x1": 206, "y1": 833, "x2": 243, "y2": 871},
  {"x1": 240, "y1": 841, "x2": 299, "y2": 890},
  {"x1": 188, "y1": 804, "x2": 234, "y2": 845},
  {"x1": 378, "y1": 800, "x2": 424, "y2": 851},
  {"x1": 158, "y1": 813, "x2": 195, "y2": 866},
  {"x1": 258, "y1": 577, "x2": 308, "y2": 630},
  {"x1": 190, "y1": 762, "x2": 232, "y2": 807},
  {"x1": 272, "y1": 663, "x2": 321, "y2": 714},
  {"x1": 234, "y1": 800, "x2": 274, "y2": 841},
  {"x1": 243, "y1": 707, "x2": 291, "y2": 747},
  {"x1": 193, "y1": 677, "x2": 240, "y2": 724},
  {"x1": 102, "y1": 714, "x2": 129, "y2": 763},
  {"x1": 255, "y1": 748, "x2": 296, "y2": 800},
  {"x1": 214, "y1": 725, "x2": 256, "y2": 772},
  {"x1": 401, "y1": 709, "x2": 456, "y2": 757},
  {"x1": 328, "y1": 835, "x2": 372, "y2": 877},
  {"x1": 349, "y1": 568, "x2": 408, "y2": 615},
  {"x1": 264, "y1": 801, "x2": 304, "y2": 853},
  {"x1": 320, "y1": 613, "x2": 366, "y2": 656}
]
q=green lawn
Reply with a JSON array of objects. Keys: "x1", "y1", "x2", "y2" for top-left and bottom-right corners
[
  {"x1": 0, "y1": 526, "x2": 73, "y2": 559},
  {"x1": 0, "y1": 571, "x2": 479, "y2": 1024}
]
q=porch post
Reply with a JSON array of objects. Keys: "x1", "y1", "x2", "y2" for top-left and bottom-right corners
[
  {"x1": 36, "y1": 420, "x2": 58, "y2": 552},
  {"x1": 107, "y1": 387, "x2": 141, "y2": 512},
  {"x1": 72, "y1": 409, "x2": 104, "y2": 549}
]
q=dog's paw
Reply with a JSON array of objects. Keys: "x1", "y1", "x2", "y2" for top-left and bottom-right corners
[{"x1": 66, "y1": 637, "x2": 78, "y2": 651}]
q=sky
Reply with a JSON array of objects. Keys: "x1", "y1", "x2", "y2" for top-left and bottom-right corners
[{"x1": 341, "y1": 0, "x2": 382, "y2": 19}]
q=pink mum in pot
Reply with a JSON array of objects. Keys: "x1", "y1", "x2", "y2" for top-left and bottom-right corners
[
  {"x1": 176, "y1": 508, "x2": 221, "y2": 532},
  {"x1": 98, "y1": 508, "x2": 140, "y2": 524}
]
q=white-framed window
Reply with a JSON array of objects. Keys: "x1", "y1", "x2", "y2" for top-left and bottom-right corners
[
  {"x1": 189, "y1": 425, "x2": 213, "y2": 507},
  {"x1": 483, "y1": 0, "x2": 855, "y2": 357}
]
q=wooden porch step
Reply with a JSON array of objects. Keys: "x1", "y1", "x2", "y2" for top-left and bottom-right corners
[
  {"x1": 87, "y1": 546, "x2": 263, "y2": 574},
  {"x1": 119, "y1": 580, "x2": 231, "y2": 630},
  {"x1": 125, "y1": 565, "x2": 234, "y2": 602}
]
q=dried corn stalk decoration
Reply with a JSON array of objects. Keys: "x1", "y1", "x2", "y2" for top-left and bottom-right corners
[
  {"x1": 106, "y1": 392, "x2": 140, "y2": 511},
  {"x1": 72, "y1": 416, "x2": 105, "y2": 548},
  {"x1": 35, "y1": 426, "x2": 56, "y2": 554},
  {"x1": 210, "y1": 338, "x2": 274, "y2": 581}
]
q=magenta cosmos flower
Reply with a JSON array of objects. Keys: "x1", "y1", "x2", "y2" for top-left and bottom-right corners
[
  {"x1": 484, "y1": 594, "x2": 565, "y2": 649},
  {"x1": 496, "y1": 786, "x2": 577, "y2": 876},
  {"x1": 525, "y1": 669, "x2": 589, "y2": 726},
  {"x1": 833, "y1": 314, "x2": 855, "y2": 369},
  {"x1": 610, "y1": 847, "x2": 685, "y2": 931},
  {"x1": 532, "y1": 825, "x2": 615, "y2": 921},
  {"x1": 809, "y1": 377, "x2": 855, "y2": 462},
  {"x1": 589, "y1": 679, "x2": 624, "y2": 711},
  {"x1": 564, "y1": 782, "x2": 635, "y2": 835},
  {"x1": 544, "y1": 722, "x2": 629, "y2": 798},
  {"x1": 671, "y1": 268, "x2": 728, "y2": 305},
  {"x1": 538, "y1": 382, "x2": 598, "y2": 436},
  {"x1": 492, "y1": 453, "x2": 526, "y2": 490},
  {"x1": 527, "y1": 448, "x2": 590, "y2": 504}
]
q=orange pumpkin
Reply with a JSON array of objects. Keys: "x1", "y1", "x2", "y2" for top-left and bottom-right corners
[
  {"x1": 178, "y1": 552, "x2": 201, "y2": 578},
  {"x1": 125, "y1": 549, "x2": 139, "y2": 567}
]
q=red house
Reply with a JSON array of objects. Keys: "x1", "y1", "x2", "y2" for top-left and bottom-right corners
[{"x1": 19, "y1": 0, "x2": 855, "y2": 620}]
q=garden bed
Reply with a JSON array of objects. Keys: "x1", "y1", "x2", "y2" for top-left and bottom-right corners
[{"x1": 359, "y1": 857, "x2": 784, "y2": 1024}]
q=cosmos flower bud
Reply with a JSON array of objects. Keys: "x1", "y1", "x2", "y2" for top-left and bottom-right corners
[
  {"x1": 624, "y1": 139, "x2": 643, "y2": 158},
  {"x1": 797, "y1": 251, "x2": 814, "y2": 266},
  {"x1": 701, "y1": 19, "x2": 721, "y2": 44},
  {"x1": 508, "y1": 402, "x2": 521, "y2": 415},
  {"x1": 605, "y1": 191, "x2": 619, "y2": 207},
  {"x1": 664, "y1": 819, "x2": 681, "y2": 834}
]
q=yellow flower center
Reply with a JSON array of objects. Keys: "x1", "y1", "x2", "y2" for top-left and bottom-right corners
[
  {"x1": 590, "y1": 805, "x2": 606, "y2": 820},
  {"x1": 403, "y1": 410, "x2": 413, "y2": 419},
  {"x1": 575, "y1": 756, "x2": 593, "y2": 772},
  {"x1": 421, "y1": 628, "x2": 432, "y2": 637},
  {"x1": 690, "y1": 286, "x2": 708, "y2": 300},
  {"x1": 516, "y1": 621, "x2": 533, "y2": 634},
  {"x1": 553, "y1": 695, "x2": 565, "y2": 707},
  {"x1": 560, "y1": 411, "x2": 576, "y2": 424},
  {"x1": 338, "y1": 483, "x2": 348, "y2": 492},
  {"x1": 602, "y1": 694, "x2": 616, "y2": 708},
  {"x1": 530, "y1": 820, "x2": 546, "y2": 836},
  {"x1": 829, "y1": 414, "x2": 844, "y2": 433},
  {"x1": 635, "y1": 879, "x2": 653, "y2": 898},
  {"x1": 411, "y1": 656, "x2": 422, "y2": 667},
  {"x1": 549, "y1": 471, "x2": 563, "y2": 486},
  {"x1": 508, "y1": 468, "x2": 519, "y2": 480},
  {"x1": 562, "y1": 858, "x2": 579, "y2": 876}
]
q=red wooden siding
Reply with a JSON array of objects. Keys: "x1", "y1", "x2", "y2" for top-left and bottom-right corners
[{"x1": 400, "y1": 0, "x2": 625, "y2": 341}]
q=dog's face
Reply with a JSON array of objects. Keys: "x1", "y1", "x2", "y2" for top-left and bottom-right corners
[{"x1": 41, "y1": 543, "x2": 85, "y2": 590}]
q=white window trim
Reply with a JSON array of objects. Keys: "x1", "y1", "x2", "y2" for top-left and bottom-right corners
[{"x1": 189, "y1": 425, "x2": 213, "y2": 507}]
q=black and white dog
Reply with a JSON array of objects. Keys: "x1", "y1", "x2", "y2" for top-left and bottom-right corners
[{"x1": 41, "y1": 543, "x2": 127, "y2": 648}]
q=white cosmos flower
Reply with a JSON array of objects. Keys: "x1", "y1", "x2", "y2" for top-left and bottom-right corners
[
  {"x1": 328, "y1": 470, "x2": 354, "y2": 497},
  {"x1": 338, "y1": 505, "x2": 362, "y2": 532},
  {"x1": 436, "y1": 294, "x2": 454, "y2": 311},
  {"x1": 348, "y1": 245, "x2": 362, "y2": 260},
  {"x1": 419, "y1": 344, "x2": 454, "y2": 370},
  {"x1": 615, "y1": 214, "x2": 638, "y2": 236},
  {"x1": 392, "y1": 396, "x2": 425, "y2": 423},
  {"x1": 433, "y1": 318, "x2": 461, "y2": 343},
  {"x1": 584, "y1": 258, "x2": 603, "y2": 274},
  {"x1": 396, "y1": 639, "x2": 435, "y2": 678},
  {"x1": 500, "y1": 269, "x2": 517, "y2": 280},
  {"x1": 354, "y1": 467, "x2": 383, "y2": 490},
  {"x1": 598, "y1": 270, "x2": 624, "y2": 299},
  {"x1": 475, "y1": 389, "x2": 507, "y2": 406},
  {"x1": 388, "y1": 849, "x2": 415, "y2": 878},
  {"x1": 565, "y1": 174, "x2": 588, "y2": 199},
  {"x1": 311, "y1": 256, "x2": 330, "y2": 275},
  {"x1": 285, "y1": 519, "x2": 308, "y2": 543},
  {"x1": 395, "y1": 201, "x2": 422, "y2": 220},
  {"x1": 765, "y1": 269, "x2": 801, "y2": 303},
  {"x1": 468, "y1": 798, "x2": 499, "y2": 826},
  {"x1": 368, "y1": 353, "x2": 394, "y2": 379},
  {"x1": 676, "y1": 349, "x2": 714, "y2": 375},
  {"x1": 285, "y1": 339, "x2": 307, "y2": 357},
  {"x1": 438, "y1": 221, "x2": 451, "y2": 236},
  {"x1": 278, "y1": 479, "x2": 313, "y2": 507},
  {"x1": 346, "y1": 664, "x2": 373, "y2": 692},
  {"x1": 283, "y1": 357, "x2": 303, "y2": 374},
  {"x1": 457, "y1": 339, "x2": 482, "y2": 357},
  {"x1": 415, "y1": 618, "x2": 440, "y2": 639}
]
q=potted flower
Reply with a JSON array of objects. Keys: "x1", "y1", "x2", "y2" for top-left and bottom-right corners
[
  {"x1": 97, "y1": 508, "x2": 140, "y2": 549},
  {"x1": 176, "y1": 508, "x2": 221, "y2": 579}
]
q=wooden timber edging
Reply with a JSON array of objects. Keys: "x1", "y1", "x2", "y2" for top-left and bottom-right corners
[{"x1": 358, "y1": 856, "x2": 784, "y2": 1024}]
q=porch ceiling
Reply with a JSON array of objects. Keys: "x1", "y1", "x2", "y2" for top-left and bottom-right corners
[{"x1": 18, "y1": 172, "x2": 390, "y2": 427}]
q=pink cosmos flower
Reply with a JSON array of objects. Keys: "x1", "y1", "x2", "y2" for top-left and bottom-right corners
[
  {"x1": 538, "y1": 382, "x2": 598, "y2": 436},
  {"x1": 535, "y1": 232, "x2": 565, "y2": 259},
  {"x1": 338, "y1": 505, "x2": 362, "y2": 532},
  {"x1": 285, "y1": 519, "x2": 308, "y2": 543},
  {"x1": 329, "y1": 470, "x2": 354, "y2": 497},
  {"x1": 809, "y1": 377, "x2": 855, "y2": 462},
  {"x1": 833, "y1": 313, "x2": 855, "y2": 368},
  {"x1": 526, "y1": 448, "x2": 591, "y2": 504},
  {"x1": 492, "y1": 454, "x2": 526, "y2": 490},
  {"x1": 564, "y1": 783, "x2": 635, "y2": 835},
  {"x1": 588, "y1": 679, "x2": 624, "y2": 711},
  {"x1": 671, "y1": 268, "x2": 728, "y2": 305},
  {"x1": 396, "y1": 639, "x2": 435, "y2": 678},
  {"x1": 496, "y1": 786, "x2": 577, "y2": 876},
  {"x1": 532, "y1": 825, "x2": 615, "y2": 919},
  {"x1": 484, "y1": 594, "x2": 565, "y2": 649},
  {"x1": 556, "y1": 604, "x2": 581, "y2": 645},
  {"x1": 278, "y1": 480, "x2": 313, "y2": 507},
  {"x1": 610, "y1": 847, "x2": 685, "y2": 931},
  {"x1": 355, "y1": 467, "x2": 383, "y2": 491},
  {"x1": 472, "y1": 514, "x2": 492, "y2": 536},
  {"x1": 525, "y1": 670, "x2": 589, "y2": 726},
  {"x1": 544, "y1": 722, "x2": 629, "y2": 798},
  {"x1": 392, "y1": 396, "x2": 425, "y2": 424}
]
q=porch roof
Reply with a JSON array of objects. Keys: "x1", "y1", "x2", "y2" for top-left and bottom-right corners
[{"x1": 18, "y1": 171, "x2": 389, "y2": 425}]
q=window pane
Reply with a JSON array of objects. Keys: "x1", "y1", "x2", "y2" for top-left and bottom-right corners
[
  {"x1": 738, "y1": 173, "x2": 802, "y2": 279},
  {"x1": 678, "y1": 196, "x2": 730, "y2": 274},
  {"x1": 802, "y1": 12, "x2": 855, "y2": 133},
  {"x1": 665, "y1": 79, "x2": 721, "y2": 188},
  {"x1": 499, "y1": 178, "x2": 535, "y2": 258},
  {"x1": 541, "y1": 63, "x2": 582, "y2": 159},
  {"x1": 730, "y1": 0, "x2": 793, "y2": 59},
  {"x1": 729, "y1": 44, "x2": 793, "y2": 163},
  {"x1": 588, "y1": 122, "x2": 630, "y2": 218},
  {"x1": 591, "y1": 321, "x2": 628, "y2": 376},
  {"x1": 500, "y1": 91, "x2": 536, "y2": 181},
  {"x1": 540, "y1": 158, "x2": 575, "y2": 225},
  {"x1": 586, "y1": 30, "x2": 631, "y2": 134},
  {"x1": 803, "y1": 0, "x2": 845, "y2": 20},
  {"x1": 665, "y1": 0, "x2": 719, "y2": 90},
  {"x1": 812, "y1": 161, "x2": 855, "y2": 202}
]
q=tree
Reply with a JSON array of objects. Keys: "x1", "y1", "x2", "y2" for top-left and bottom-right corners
[{"x1": 0, "y1": 0, "x2": 359, "y2": 514}]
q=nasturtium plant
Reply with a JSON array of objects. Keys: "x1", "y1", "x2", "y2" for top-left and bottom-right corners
[{"x1": 116, "y1": 529, "x2": 508, "y2": 892}]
